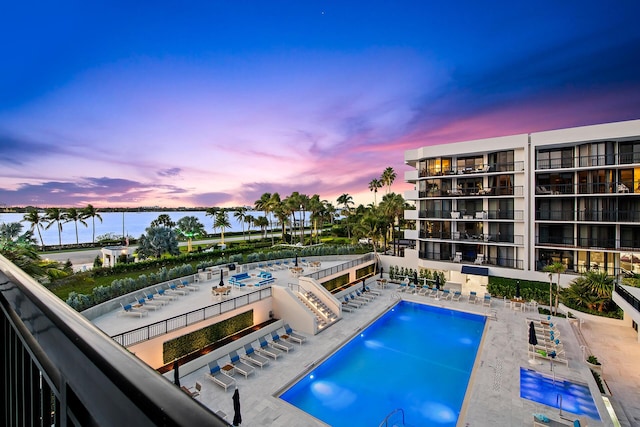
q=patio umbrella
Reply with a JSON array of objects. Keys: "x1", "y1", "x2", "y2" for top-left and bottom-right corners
[
  {"x1": 219, "y1": 269, "x2": 225, "y2": 287},
  {"x1": 413, "y1": 271, "x2": 418, "y2": 285},
  {"x1": 380, "y1": 266, "x2": 384, "y2": 278},
  {"x1": 232, "y1": 387, "x2": 242, "y2": 426},
  {"x1": 173, "y1": 360, "x2": 180, "y2": 387},
  {"x1": 295, "y1": 254, "x2": 298, "y2": 267},
  {"x1": 516, "y1": 281, "x2": 521, "y2": 299},
  {"x1": 362, "y1": 278, "x2": 366, "y2": 292},
  {"x1": 528, "y1": 322, "x2": 541, "y2": 365},
  {"x1": 435, "y1": 275, "x2": 441, "y2": 290}
]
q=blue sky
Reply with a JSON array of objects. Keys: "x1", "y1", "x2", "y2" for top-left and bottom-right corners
[{"x1": 1, "y1": 1, "x2": 640, "y2": 208}]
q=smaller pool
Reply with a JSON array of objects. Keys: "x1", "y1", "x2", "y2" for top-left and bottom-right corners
[{"x1": 520, "y1": 368, "x2": 600, "y2": 420}]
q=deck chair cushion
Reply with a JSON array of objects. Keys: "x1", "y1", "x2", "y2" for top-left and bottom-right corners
[{"x1": 534, "y1": 413, "x2": 550, "y2": 423}]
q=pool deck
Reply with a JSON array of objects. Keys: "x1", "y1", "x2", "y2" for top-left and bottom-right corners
[{"x1": 91, "y1": 264, "x2": 638, "y2": 427}]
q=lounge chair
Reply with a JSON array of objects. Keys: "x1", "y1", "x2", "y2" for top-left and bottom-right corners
[
  {"x1": 241, "y1": 344, "x2": 269, "y2": 369},
  {"x1": 532, "y1": 348, "x2": 568, "y2": 365},
  {"x1": 270, "y1": 331, "x2": 295, "y2": 352},
  {"x1": 341, "y1": 301, "x2": 356, "y2": 312},
  {"x1": 228, "y1": 350, "x2": 256, "y2": 378},
  {"x1": 428, "y1": 287, "x2": 440, "y2": 298},
  {"x1": 532, "y1": 414, "x2": 588, "y2": 427},
  {"x1": 483, "y1": 294, "x2": 492, "y2": 307},
  {"x1": 183, "y1": 381, "x2": 202, "y2": 398},
  {"x1": 207, "y1": 362, "x2": 236, "y2": 391},
  {"x1": 168, "y1": 283, "x2": 189, "y2": 296},
  {"x1": 468, "y1": 291, "x2": 478, "y2": 304},
  {"x1": 155, "y1": 287, "x2": 176, "y2": 300},
  {"x1": 440, "y1": 289, "x2": 452, "y2": 300},
  {"x1": 452, "y1": 291, "x2": 462, "y2": 301},
  {"x1": 365, "y1": 285, "x2": 382, "y2": 296},
  {"x1": 416, "y1": 285, "x2": 429, "y2": 296},
  {"x1": 144, "y1": 292, "x2": 169, "y2": 306},
  {"x1": 134, "y1": 297, "x2": 160, "y2": 311},
  {"x1": 355, "y1": 289, "x2": 375, "y2": 302},
  {"x1": 179, "y1": 279, "x2": 198, "y2": 292},
  {"x1": 283, "y1": 323, "x2": 306, "y2": 344},
  {"x1": 349, "y1": 293, "x2": 368, "y2": 305},
  {"x1": 343, "y1": 296, "x2": 362, "y2": 308},
  {"x1": 119, "y1": 303, "x2": 148, "y2": 318},
  {"x1": 256, "y1": 336, "x2": 284, "y2": 359}
]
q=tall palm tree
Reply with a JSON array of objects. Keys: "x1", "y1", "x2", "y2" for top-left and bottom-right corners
[
  {"x1": 64, "y1": 207, "x2": 88, "y2": 245},
  {"x1": 175, "y1": 216, "x2": 206, "y2": 252},
  {"x1": 297, "y1": 193, "x2": 310, "y2": 245},
  {"x1": 379, "y1": 192, "x2": 405, "y2": 255},
  {"x1": 81, "y1": 204, "x2": 102, "y2": 244},
  {"x1": 336, "y1": 193, "x2": 354, "y2": 239},
  {"x1": 543, "y1": 262, "x2": 566, "y2": 315},
  {"x1": 45, "y1": 208, "x2": 65, "y2": 247},
  {"x1": 23, "y1": 208, "x2": 46, "y2": 247},
  {"x1": 254, "y1": 216, "x2": 269, "y2": 239},
  {"x1": 150, "y1": 214, "x2": 176, "y2": 228},
  {"x1": 368, "y1": 178, "x2": 383, "y2": 205},
  {"x1": 213, "y1": 210, "x2": 231, "y2": 245},
  {"x1": 244, "y1": 214, "x2": 255, "y2": 242},
  {"x1": 205, "y1": 207, "x2": 219, "y2": 236},
  {"x1": 308, "y1": 195, "x2": 324, "y2": 244},
  {"x1": 381, "y1": 167, "x2": 397, "y2": 194},
  {"x1": 233, "y1": 207, "x2": 248, "y2": 241},
  {"x1": 255, "y1": 193, "x2": 278, "y2": 245}
]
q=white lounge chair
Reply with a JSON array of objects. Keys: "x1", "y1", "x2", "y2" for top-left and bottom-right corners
[
  {"x1": 119, "y1": 303, "x2": 148, "y2": 318},
  {"x1": 270, "y1": 331, "x2": 295, "y2": 352},
  {"x1": 207, "y1": 362, "x2": 236, "y2": 391},
  {"x1": 257, "y1": 336, "x2": 284, "y2": 359},
  {"x1": 283, "y1": 323, "x2": 306, "y2": 345},
  {"x1": 468, "y1": 291, "x2": 478, "y2": 304},
  {"x1": 241, "y1": 344, "x2": 269, "y2": 369},
  {"x1": 228, "y1": 350, "x2": 256, "y2": 378}
]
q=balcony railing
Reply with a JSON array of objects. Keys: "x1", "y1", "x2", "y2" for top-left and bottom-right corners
[
  {"x1": 614, "y1": 283, "x2": 640, "y2": 312},
  {"x1": 536, "y1": 237, "x2": 628, "y2": 249},
  {"x1": 416, "y1": 251, "x2": 523, "y2": 269},
  {"x1": 418, "y1": 231, "x2": 523, "y2": 245},
  {"x1": 0, "y1": 254, "x2": 228, "y2": 427},
  {"x1": 418, "y1": 161, "x2": 525, "y2": 178}
]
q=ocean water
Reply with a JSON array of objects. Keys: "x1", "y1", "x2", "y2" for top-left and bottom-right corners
[{"x1": 0, "y1": 210, "x2": 283, "y2": 245}]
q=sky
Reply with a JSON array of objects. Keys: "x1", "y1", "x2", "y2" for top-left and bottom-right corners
[{"x1": 1, "y1": 1, "x2": 640, "y2": 209}]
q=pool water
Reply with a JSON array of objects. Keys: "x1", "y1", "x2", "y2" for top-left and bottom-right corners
[
  {"x1": 279, "y1": 301, "x2": 486, "y2": 427},
  {"x1": 520, "y1": 368, "x2": 600, "y2": 420}
]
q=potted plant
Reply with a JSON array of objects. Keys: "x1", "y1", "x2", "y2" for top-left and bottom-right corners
[{"x1": 586, "y1": 354, "x2": 603, "y2": 374}]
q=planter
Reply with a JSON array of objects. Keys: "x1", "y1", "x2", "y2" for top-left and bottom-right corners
[{"x1": 586, "y1": 360, "x2": 603, "y2": 375}]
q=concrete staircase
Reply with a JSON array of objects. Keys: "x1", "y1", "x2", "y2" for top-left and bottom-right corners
[{"x1": 297, "y1": 291, "x2": 339, "y2": 329}]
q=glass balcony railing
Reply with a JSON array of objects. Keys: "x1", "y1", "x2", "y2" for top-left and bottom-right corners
[{"x1": 0, "y1": 254, "x2": 228, "y2": 427}]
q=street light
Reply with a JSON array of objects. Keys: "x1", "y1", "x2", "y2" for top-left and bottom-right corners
[
  {"x1": 299, "y1": 204, "x2": 304, "y2": 246},
  {"x1": 548, "y1": 273, "x2": 553, "y2": 315}
]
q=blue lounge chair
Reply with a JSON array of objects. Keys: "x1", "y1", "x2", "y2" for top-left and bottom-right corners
[
  {"x1": 257, "y1": 336, "x2": 284, "y2": 359},
  {"x1": 270, "y1": 331, "x2": 295, "y2": 352},
  {"x1": 228, "y1": 350, "x2": 256, "y2": 378}
]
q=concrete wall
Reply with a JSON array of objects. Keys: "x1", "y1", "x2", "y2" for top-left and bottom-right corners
[
  {"x1": 271, "y1": 285, "x2": 318, "y2": 335},
  {"x1": 129, "y1": 297, "x2": 273, "y2": 369}
]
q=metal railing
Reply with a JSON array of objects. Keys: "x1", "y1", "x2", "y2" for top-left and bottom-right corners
[
  {"x1": 378, "y1": 408, "x2": 405, "y2": 427},
  {"x1": 614, "y1": 283, "x2": 640, "y2": 312},
  {"x1": 0, "y1": 254, "x2": 227, "y2": 427},
  {"x1": 305, "y1": 254, "x2": 376, "y2": 281},
  {"x1": 112, "y1": 287, "x2": 272, "y2": 347}
]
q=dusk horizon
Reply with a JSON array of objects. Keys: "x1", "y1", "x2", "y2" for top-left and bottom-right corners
[{"x1": 2, "y1": 1, "x2": 640, "y2": 209}]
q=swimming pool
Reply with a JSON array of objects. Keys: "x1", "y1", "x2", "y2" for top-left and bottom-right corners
[
  {"x1": 520, "y1": 368, "x2": 600, "y2": 420},
  {"x1": 279, "y1": 301, "x2": 486, "y2": 427}
]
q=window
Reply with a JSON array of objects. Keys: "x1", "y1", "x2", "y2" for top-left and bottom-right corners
[
  {"x1": 488, "y1": 150, "x2": 514, "y2": 172},
  {"x1": 537, "y1": 148, "x2": 573, "y2": 169},
  {"x1": 619, "y1": 140, "x2": 640, "y2": 164}
]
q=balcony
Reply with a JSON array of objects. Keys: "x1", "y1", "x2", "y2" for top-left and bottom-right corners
[
  {"x1": 0, "y1": 254, "x2": 228, "y2": 427},
  {"x1": 536, "y1": 236, "x2": 620, "y2": 249},
  {"x1": 417, "y1": 251, "x2": 523, "y2": 269}
]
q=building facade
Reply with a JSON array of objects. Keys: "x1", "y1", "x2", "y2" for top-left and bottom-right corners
[{"x1": 403, "y1": 119, "x2": 640, "y2": 339}]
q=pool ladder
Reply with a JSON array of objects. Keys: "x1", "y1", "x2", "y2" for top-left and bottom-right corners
[{"x1": 378, "y1": 408, "x2": 405, "y2": 427}]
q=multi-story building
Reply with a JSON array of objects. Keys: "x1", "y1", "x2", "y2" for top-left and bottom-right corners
[{"x1": 404, "y1": 119, "x2": 640, "y2": 339}]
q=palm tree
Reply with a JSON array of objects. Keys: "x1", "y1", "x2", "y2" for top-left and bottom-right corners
[
  {"x1": 175, "y1": 216, "x2": 206, "y2": 252},
  {"x1": 81, "y1": 204, "x2": 102, "y2": 244},
  {"x1": 255, "y1": 193, "x2": 279, "y2": 245},
  {"x1": 234, "y1": 207, "x2": 248, "y2": 241},
  {"x1": 254, "y1": 216, "x2": 269, "y2": 239},
  {"x1": 543, "y1": 262, "x2": 566, "y2": 315},
  {"x1": 150, "y1": 214, "x2": 176, "y2": 228},
  {"x1": 45, "y1": 208, "x2": 65, "y2": 247},
  {"x1": 571, "y1": 271, "x2": 615, "y2": 312},
  {"x1": 368, "y1": 178, "x2": 383, "y2": 205},
  {"x1": 336, "y1": 193, "x2": 354, "y2": 239},
  {"x1": 379, "y1": 192, "x2": 405, "y2": 255},
  {"x1": 308, "y1": 195, "x2": 324, "y2": 244},
  {"x1": 137, "y1": 226, "x2": 180, "y2": 259},
  {"x1": 381, "y1": 167, "x2": 397, "y2": 194},
  {"x1": 244, "y1": 214, "x2": 255, "y2": 242},
  {"x1": 0, "y1": 223, "x2": 43, "y2": 277},
  {"x1": 23, "y1": 209, "x2": 46, "y2": 247},
  {"x1": 64, "y1": 207, "x2": 88, "y2": 245},
  {"x1": 213, "y1": 210, "x2": 231, "y2": 245}
]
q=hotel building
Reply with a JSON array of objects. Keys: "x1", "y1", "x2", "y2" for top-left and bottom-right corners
[{"x1": 403, "y1": 119, "x2": 640, "y2": 339}]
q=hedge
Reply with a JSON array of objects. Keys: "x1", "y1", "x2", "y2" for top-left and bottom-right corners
[{"x1": 163, "y1": 310, "x2": 254, "y2": 364}]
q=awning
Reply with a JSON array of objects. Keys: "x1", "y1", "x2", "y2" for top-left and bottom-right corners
[{"x1": 461, "y1": 266, "x2": 489, "y2": 276}]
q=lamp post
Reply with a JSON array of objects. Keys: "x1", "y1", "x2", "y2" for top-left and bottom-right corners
[
  {"x1": 548, "y1": 273, "x2": 553, "y2": 315},
  {"x1": 299, "y1": 204, "x2": 304, "y2": 246}
]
